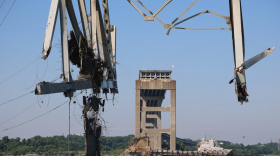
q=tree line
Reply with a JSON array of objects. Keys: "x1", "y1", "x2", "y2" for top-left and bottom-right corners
[
  {"x1": 0, "y1": 135, "x2": 279, "y2": 156},
  {"x1": 218, "y1": 141, "x2": 280, "y2": 156},
  {"x1": 0, "y1": 135, "x2": 134, "y2": 155}
]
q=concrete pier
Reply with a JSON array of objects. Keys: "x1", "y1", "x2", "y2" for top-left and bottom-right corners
[{"x1": 135, "y1": 70, "x2": 176, "y2": 150}]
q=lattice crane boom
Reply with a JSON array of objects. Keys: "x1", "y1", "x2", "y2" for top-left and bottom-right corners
[
  {"x1": 37, "y1": 1, "x2": 118, "y2": 155},
  {"x1": 127, "y1": 0, "x2": 275, "y2": 104},
  {"x1": 36, "y1": 0, "x2": 118, "y2": 97}
]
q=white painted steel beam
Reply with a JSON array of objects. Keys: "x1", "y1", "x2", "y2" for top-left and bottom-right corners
[
  {"x1": 170, "y1": 0, "x2": 198, "y2": 25},
  {"x1": 60, "y1": 0, "x2": 72, "y2": 83},
  {"x1": 42, "y1": 0, "x2": 59, "y2": 60},
  {"x1": 153, "y1": 0, "x2": 172, "y2": 18},
  {"x1": 96, "y1": 0, "x2": 114, "y2": 80},
  {"x1": 229, "y1": 0, "x2": 245, "y2": 68},
  {"x1": 242, "y1": 47, "x2": 275, "y2": 70},
  {"x1": 127, "y1": 0, "x2": 146, "y2": 17},
  {"x1": 77, "y1": 0, "x2": 91, "y2": 43},
  {"x1": 102, "y1": 0, "x2": 116, "y2": 79},
  {"x1": 129, "y1": 0, "x2": 172, "y2": 21},
  {"x1": 39, "y1": 0, "x2": 119, "y2": 97},
  {"x1": 136, "y1": 0, "x2": 165, "y2": 25},
  {"x1": 102, "y1": 0, "x2": 112, "y2": 55},
  {"x1": 66, "y1": 0, "x2": 82, "y2": 43},
  {"x1": 229, "y1": 0, "x2": 247, "y2": 103},
  {"x1": 35, "y1": 80, "x2": 117, "y2": 95},
  {"x1": 91, "y1": 0, "x2": 98, "y2": 56},
  {"x1": 110, "y1": 25, "x2": 118, "y2": 93},
  {"x1": 111, "y1": 25, "x2": 116, "y2": 77}
]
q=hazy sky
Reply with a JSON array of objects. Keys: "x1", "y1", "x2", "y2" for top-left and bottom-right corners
[{"x1": 0, "y1": 0, "x2": 279, "y2": 146}]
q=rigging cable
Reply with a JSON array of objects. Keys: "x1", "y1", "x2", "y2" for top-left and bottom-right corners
[
  {"x1": 68, "y1": 97, "x2": 72, "y2": 155},
  {"x1": 0, "y1": 90, "x2": 34, "y2": 106},
  {"x1": 0, "y1": 0, "x2": 17, "y2": 27},
  {"x1": 0, "y1": 0, "x2": 5, "y2": 10},
  {"x1": 0, "y1": 76, "x2": 80, "y2": 124},
  {"x1": 0, "y1": 66, "x2": 77, "y2": 106},
  {"x1": 0, "y1": 92, "x2": 82, "y2": 132},
  {"x1": 0, "y1": 95, "x2": 47, "y2": 126},
  {"x1": 0, "y1": 39, "x2": 62, "y2": 86},
  {"x1": 0, "y1": 56, "x2": 39, "y2": 85}
]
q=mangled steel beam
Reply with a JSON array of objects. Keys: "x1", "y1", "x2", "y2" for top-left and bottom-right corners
[
  {"x1": 228, "y1": 0, "x2": 275, "y2": 104},
  {"x1": 60, "y1": 0, "x2": 73, "y2": 97},
  {"x1": 127, "y1": 0, "x2": 172, "y2": 21},
  {"x1": 83, "y1": 96, "x2": 96, "y2": 156},
  {"x1": 91, "y1": 0, "x2": 98, "y2": 56},
  {"x1": 42, "y1": 0, "x2": 59, "y2": 60},
  {"x1": 96, "y1": 0, "x2": 114, "y2": 80},
  {"x1": 40, "y1": 0, "x2": 119, "y2": 97},
  {"x1": 229, "y1": 0, "x2": 246, "y2": 102},
  {"x1": 77, "y1": 0, "x2": 91, "y2": 43},
  {"x1": 127, "y1": 0, "x2": 275, "y2": 104},
  {"x1": 83, "y1": 95, "x2": 103, "y2": 156},
  {"x1": 66, "y1": 0, "x2": 82, "y2": 43},
  {"x1": 84, "y1": 113, "x2": 96, "y2": 156},
  {"x1": 35, "y1": 80, "x2": 118, "y2": 95}
]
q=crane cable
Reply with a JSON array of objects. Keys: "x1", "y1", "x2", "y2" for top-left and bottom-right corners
[
  {"x1": 0, "y1": 90, "x2": 35, "y2": 106},
  {"x1": 0, "y1": 92, "x2": 82, "y2": 132},
  {"x1": 0, "y1": 0, "x2": 5, "y2": 10},
  {"x1": 0, "y1": 0, "x2": 17, "y2": 27},
  {"x1": 0, "y1": 56, "x2": 39, "y2": 85},
  {"x1": 68, "y1": 97, "x2": 72, "y2": 155},
  {"x1": 0, "y1": 64, "x2": 75, "y2": 106},
  {"x1": 0, "y1": 95, "x2": 48, "y2": 126}
]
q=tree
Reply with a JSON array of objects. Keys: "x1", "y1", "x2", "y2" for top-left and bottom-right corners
[
  {"x1": 2, "y1": 137, "x2": 9, "y2": 144},
  {"x1": 26, "y1": 139, "x2": 31, "y2": 146},
  {"x1": 36, "y1": 146, "x2": 44, "y2": 154},
  {"x1": 9, "y1": 149, "x2": 19, "y2": 156},
  {"x1": 22, "y1": 138, "x2": 26, "y2": 145}
]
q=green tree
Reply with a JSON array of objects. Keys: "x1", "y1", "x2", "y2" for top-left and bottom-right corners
[
  {"x1": 22, "y1": 138, "x2": 26, "y2": 145},
  {"x1": 2, "y1": 136, "x2": 9, "y2": 144}
]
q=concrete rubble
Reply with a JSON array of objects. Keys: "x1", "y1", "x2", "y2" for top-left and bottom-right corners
[
  {"x1": 197, "y1": 138, "x2": 232, "y2": 156},
  {"x1": 123, "y1": 137, "x2": 151, "y2": 156},
  {"x1": 122, "y1": 137, "x2": 233, "y2": 156}
]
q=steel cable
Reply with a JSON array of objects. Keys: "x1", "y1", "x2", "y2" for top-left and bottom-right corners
[
  {"x1": 0, "y1": 0, "x2": 16, "y2": 27},
  {"x1": 0, "y1": 95, "x2": 47, "y2": 126},
  {"x1": 0, "y1": 0, "x2": 5, "y2": 10},
  {"x1": 0, "y1": 56, "x2": 40, "y2": 85},
  {"x1": 0, "y1": 92, "x2": 82, "y2": 132},
  {"x1": 0, "y1": 90, "x2": 35, "y2": 106}
]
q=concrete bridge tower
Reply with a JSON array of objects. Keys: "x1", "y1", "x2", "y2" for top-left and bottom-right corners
[{"x1": 135, "y1": 70, "x2": 176, "y2": 150}]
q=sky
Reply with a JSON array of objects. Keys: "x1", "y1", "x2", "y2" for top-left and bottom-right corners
[{"x1": 0, "y1": 0, "x2": 279, "y2": 146}]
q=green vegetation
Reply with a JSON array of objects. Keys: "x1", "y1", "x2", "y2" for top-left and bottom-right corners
[
  {"x1": 0, "y1": 135, "x2": 280, "y2": 156},
  {"x1": 0, "y1": 135, "x2": 134, "y2": 155},
  {"x1": 0, "y1": 135, "x2": 84, "y2": 155},
  {"x1": 162, "y1": 139, "x2": 198, "y2": 151},
  {"x1": 100, "y1": 135, "x2": 134, "y2": 155},
  {"x1": 218, "y1": 140, "x2": 280, "y2": 156}
]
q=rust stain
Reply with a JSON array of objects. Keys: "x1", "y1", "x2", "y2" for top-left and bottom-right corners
[{"x1": 42, "y1": 47, "x2": 51, "y2": 60}]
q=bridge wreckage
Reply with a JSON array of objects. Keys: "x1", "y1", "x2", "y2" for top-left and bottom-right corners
[
  {"x1": 123, "y1": 137, "x2": 233, "y2": 156},
  {"x1": 34, "y1": 0, "x2": 274, "y2": 156},
  {"x1": 127, "y1": 0, "x2": 275, "y2": 104},
  {"x1": 35, "y1": 0, "x2": 117, "y2": 155}
]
